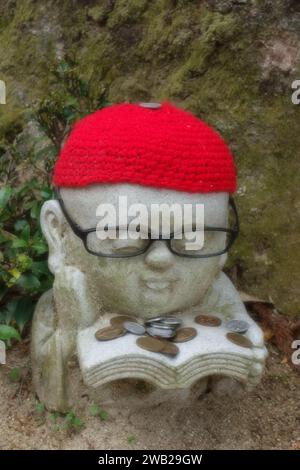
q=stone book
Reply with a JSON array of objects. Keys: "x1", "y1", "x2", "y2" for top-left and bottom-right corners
[{"x1": 77, "y1": 311, "x2": 262, "y2": 390}]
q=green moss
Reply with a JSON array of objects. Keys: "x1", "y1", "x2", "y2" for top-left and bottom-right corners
[
  {"x1": 0, "y1": 106, "x2": 24, "y2": 142},
  {"x1": 106, "y1": 0, "x2": 149, "y2": 29},
  {"x1": 0, "y1": 0, "x2": 299, "y2": 314},
  {"x1": 87, "y1": 3, "x2": 113, "y2": 24}
]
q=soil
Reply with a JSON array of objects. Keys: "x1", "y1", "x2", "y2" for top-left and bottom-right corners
[{"x1": 0, "y1": 339, "x2": 299, "y2": 450}]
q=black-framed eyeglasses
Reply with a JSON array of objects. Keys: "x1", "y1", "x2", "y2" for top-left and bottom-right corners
[{"x1": 55, "y1": 188, "x2": 239, "y2": 258}]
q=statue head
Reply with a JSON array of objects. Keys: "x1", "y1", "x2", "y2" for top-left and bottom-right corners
[{"x1": 41, "y1": 101, "x2": 238, "y2": 318}]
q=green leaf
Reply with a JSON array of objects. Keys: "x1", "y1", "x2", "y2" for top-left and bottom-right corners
[
  {"x1": 30, "y1": 201, "x2": 40, "y2": 220},
  {"x1": 3, "y1": 298, "x2": 19, "y2": 324},
  {"x1": 99, "y1": 409, "x2": 109, "y2": 421},
  {"x1": 9, "y1": 367, "x2": 21, "y2": 382},
  {"x1": 16, "y1": 253, "x2": 32, "y2": 271},
  {"x1": 35, "y1": 402, "x2": 45, "y2": 414},
  {"x1": 17, "y1": 274, "x2": 41, "y2": 291},
  {"x1": 14, "y1": 219, "x2": 28, "y2": 232},
  {"x1": 14, "y1": 298, "x2": 34, "y2": 333},
  {"x1": 34, "y1": 145, "x2": 56, "y2": 161},
  {"x1": 127, "y1": 435, "x2": 136, "y2": 445},
  {"x1": 57, "y1": 61, "x2": 70, "y2": 74},
  {"x1": 89, "y1": 404, "x2": 100, "y2": 416},
  {"x1": 0, "y1": 284, "x2": 8, "y2": 301},
  {"x1": 31, "y1": 260, "x2": 49, "y2": 275},
  {"x1": 31, "y1": 241, "x2": 48, "y2": 255},
  {"x1": 21, "y1": 224, "x2": 30, "y2": 242},
  {"x1": 40, "y1": 187, "x2": 53, "y2": 199},
  {"x1": 0, "y1": 186, "x2": 13, "y2": 209},
  {"x1": 89, "y1": 403, "x2": 108, "y2": 421},
  {"x1": 12, "y1": 238, "x2": 28, "y2": 249},
  {"x1": 0, "y1": 325, "x2": 21, "y2": 341}
]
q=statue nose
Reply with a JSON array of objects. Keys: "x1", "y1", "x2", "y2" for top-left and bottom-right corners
[{"x1": 144, "y1": 241, "x2": 174, "y2": 270}]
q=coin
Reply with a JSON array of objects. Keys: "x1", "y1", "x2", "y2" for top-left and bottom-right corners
[
  {"x1": 146, "y1": 325, "x2": 177, "y2": 339},
  {"x1": 160, "y1": 341, "x2": 179, "y2": 357},
  {"x1": 136, "y1": 336, "x2": 179, "y2": 357},
  {"x1": 95, "y1": 326, "x2": 126, "y2": 341},
  {"x1": 158, "y1": 316, "x2": 182, "y2": 328},
  {"x1": 225, "y1": 320, "x2": 250, "y2": 334},
  {"x1": 145, "y1": 316, "x2": 165, "y2": 326},
  {"x1": 226, "y1": 332, "x2": 253, "y2": 349},
  {"x1": 110, "y1": 315, "x2": 137, "y2": 327},
  {"x1": 123, "y1": 321, "x2": 146, "y2": 335},
  {"x1": 136, "y1": 336, "x2": 166, "y2": 353},
  {"x1": 145, "y1": 316, "x2": 182, "y2": 329},
  {"x1": 195, "y1": 314, "x2": 222, "y2": 327},
  {"x1": 172, "y1": 327, "x2": 197, "y2": 343},
  {"x1": 138, "y1": 102, "x2": 161, "y2": 109}
]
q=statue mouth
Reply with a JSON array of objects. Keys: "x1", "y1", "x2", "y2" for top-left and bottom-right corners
[{"x1": 141, "y1": 277, "x2": 178, "y2": 291}]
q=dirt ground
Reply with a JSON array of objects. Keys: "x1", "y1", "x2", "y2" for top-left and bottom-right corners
[{"x1": 0, "y1": 338, "x2": 299, "y2": 450}]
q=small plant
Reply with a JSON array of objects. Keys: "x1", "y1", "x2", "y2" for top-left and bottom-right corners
[
  {"x1": 89, "y1": 403, "x2": 109, "y2": 421},
  {"x1": 8, "y1": 367, "x2": 21, "y2": 382},
  {"x1": 0, "y1": 55, "x2": 109, "y2": 344},
  {"x1": 34, "y1": 401, "x2": 46, "y2": 425},
  {"x1": 61, "y1": 411, "x2": 85, "y2": 434},
  {"x1": 49, "y1": 410, "x2": 85, "y2": 434},
  {"x1": 34, "y1": 56, "x2": 109, "y2": 151},
  {"x1": 49, "y1": 412, "x2": 60, "y2": 432},
  {"x1": 0, "y1": 324, "x2": 21, "y2": 343},
  {"x1": 35, "y1": 402, "x2": 46, "y2": 414},
  {"x1": 127, "y1": 435, "x2": 137, "y2": 445}
]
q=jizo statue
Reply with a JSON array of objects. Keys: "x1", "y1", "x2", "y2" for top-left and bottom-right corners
[{"x1": 31, "y1": 102, "x2": 267, "y2": 412}]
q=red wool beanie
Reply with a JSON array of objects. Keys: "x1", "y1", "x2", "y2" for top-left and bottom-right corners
[{"x1": 52, "y1": 101, "x2": 237, "y2": 193}]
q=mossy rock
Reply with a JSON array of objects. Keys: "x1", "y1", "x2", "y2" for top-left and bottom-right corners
[{"x1": 0, "y1": 0, "x2": 299, "y2": 314}]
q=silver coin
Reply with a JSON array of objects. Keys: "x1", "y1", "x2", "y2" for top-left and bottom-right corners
[
  {"x1": 159, "y1": 316, "x2": 182, "y2": 328},
  {"x1": 138, "y1": 102, "x2": 161, "y2": 109},
  {"x1": 123, "y1": 321, "x2": 146, "y2": 335},
  {"x1": 225, "y1": 320, "x2": 250, "y2": 334},
  {"x1": 145, "y1": 316, "x2": 165, "y2": 326},
  {"x1": 145, "y1": 316, "x2": 182, "y2": 329},
  {"x1": 146, "y1": 325, "x2": 177, "y2": 339}
]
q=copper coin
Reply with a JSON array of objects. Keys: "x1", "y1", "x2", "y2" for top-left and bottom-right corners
[
  {"x1": 172, "y1": 327, "x2": 197, "y2": 343},
  {"x1": 160, "y1": 341, "x2": 179, "y2": 357},
  {"x1": 95, "y1": 326, "x2": 126, "y2": 341},
  {"x1": 194, "y1": 314, "x2": 222, "y2": 327},
  {"x1": 226, "y1": 332, "x2": 253, "y2": 349},
  {"x1": 136, "y1": 336, "x2": 166, "y2": 353},
  {"x1": 110, "y1": 315, "x2": 137, "y2": 327}
]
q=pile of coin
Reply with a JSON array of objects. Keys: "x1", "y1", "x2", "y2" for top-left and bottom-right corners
[
  {"x1": 94, "y1": 312, "x2": 253, "y2": 355},
  {"x1": 194, "y1": 313, "x2": 253, "y2": 349},
  {"x1": 94, "y1": 314, "x2": 198, "y2": 357}
]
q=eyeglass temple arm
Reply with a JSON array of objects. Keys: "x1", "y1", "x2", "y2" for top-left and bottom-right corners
[
  {"x1": 54, "y1": 187, "x2": 86, "y2": 237},
  {"x1": 229, "y1": 196, "x2": 240, "y2": 235}
]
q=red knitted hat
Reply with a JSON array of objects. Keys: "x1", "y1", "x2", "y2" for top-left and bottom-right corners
[{"x1": 52, "y1": 100, "x2": 237, "y2": 193}]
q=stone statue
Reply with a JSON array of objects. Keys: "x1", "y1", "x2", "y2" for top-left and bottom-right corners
[{"x1": 31, "y1": 102, "x2": 267, "y2": 411}]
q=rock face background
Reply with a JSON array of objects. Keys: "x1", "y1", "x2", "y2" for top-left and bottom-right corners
[{"x1": 0, "y1": 0, "x2": 299, "y2": 314}]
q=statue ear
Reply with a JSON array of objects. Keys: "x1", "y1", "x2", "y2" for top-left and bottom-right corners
[{"x1": 40, "y1": 200, "x2": 67, "y2": 274}]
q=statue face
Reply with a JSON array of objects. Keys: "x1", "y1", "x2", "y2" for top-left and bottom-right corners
[{"x1": 44, "y1": 184, "x2": 229, "y2": 319}]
